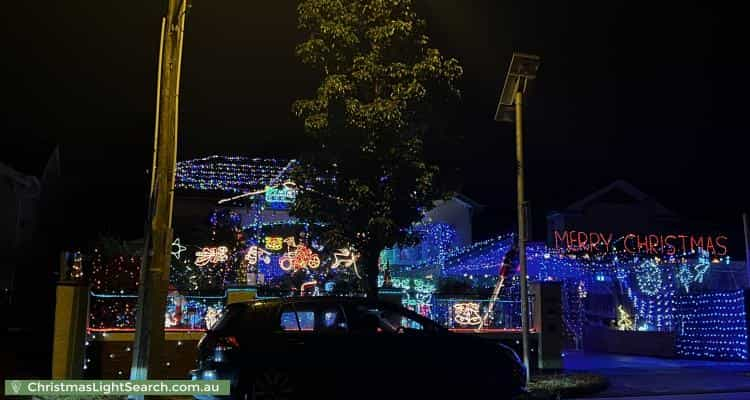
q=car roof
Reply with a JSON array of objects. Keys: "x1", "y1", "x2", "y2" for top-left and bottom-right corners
[{"x1": 239, "y1": 296, "x2": 372, "y2": 307}]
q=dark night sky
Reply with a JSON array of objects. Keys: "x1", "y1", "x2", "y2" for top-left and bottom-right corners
[{"x1": 2, "y1": 1, "x2": 748, "y2": 254}]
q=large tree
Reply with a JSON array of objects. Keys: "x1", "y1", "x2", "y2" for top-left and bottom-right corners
[{"x1": 291, "y1": 0, "x2": 463, "y2": 299}]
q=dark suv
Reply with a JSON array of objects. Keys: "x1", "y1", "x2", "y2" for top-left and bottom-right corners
[{"x1": 191, "y1": 297, "x2": 526, "y2": 400}]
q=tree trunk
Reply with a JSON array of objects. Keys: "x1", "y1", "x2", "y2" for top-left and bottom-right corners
[{"x1": 363, "y1": 248, "x2": 380, "y2": 301}]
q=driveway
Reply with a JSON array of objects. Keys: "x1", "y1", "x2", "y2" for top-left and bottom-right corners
[{"x1": 563, "y1": 351, "x2": 750, "y2": 398}]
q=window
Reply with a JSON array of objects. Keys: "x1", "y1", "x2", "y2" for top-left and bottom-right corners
[
  {"x1": 347, "y1": 305, "x2": 433, "y2": 334},
  {"x1": 279, "y1": 306, "x2": 315, "y2": 331},
  {"x1": 280, "y1": 310, "x2": 299, "y2": 331},
  {"x1": 319, "y1": 307, "x2": 348, "y2": 332},
  {"x1": 380, "y1": 309, "x2": 424, "y2": 331},
  {"x1": 297, "y1": 310, "x2": 315, "y2": 331}
]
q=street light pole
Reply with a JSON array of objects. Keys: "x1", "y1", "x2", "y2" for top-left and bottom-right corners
[
  {"x1": 131, "y1": 0, "x2": 188, "y2": 387},
  {"x1": 495, "y1": 52, "x2": 540, "y2": 387},
  {"x1": 514, "y1": 90, "x2": 530, "y2": 381}
]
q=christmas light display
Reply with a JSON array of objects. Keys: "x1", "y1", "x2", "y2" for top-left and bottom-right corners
[
  {"x1": 635, "y1": 260, "x2": 662, "y2": 296},
  {"x1": 245, "y1": 245, "x2": 272, "y2": 265},
  {"x1": 332, "y1": 248, "x2": 360, "y2": 278},
  {"x1": 89, "y1": 292, "x2": 224, "y2": 331},
  {"x1": 171, "y1": 238, "x2": 187, "y2": 260},
  {"x1": 194, "y1": 246, "x2": 229, "y2": 267},
  {"x1": 175, "y1": 156, "x2": 296, "y2": 194},
  {"x1": 265, "y1": 181, "x2": 298, "y2": 206},
  {"x1": 453, "y1": 302, "x2": 482, "y2": 326},
  {"x1": 265, "y1": 236, "x2": 284, "y2": 251},
  {"x1": 70, "y1": 251, "x2": 84, "y2": 280},
  {"x1": 553, "y1": 230, "x2": 729, "y2": 256},
  {"x1": 204, "y1": 307, "x2": 221, "y2": 330},
  {"x1": 616, "y1": 305, "x2": 634, "y2": 331},
  {"x1": 677, "y1": 262, "x2": 694, "y2": 292},
  {"x1": 89, "y1": 250, "x2": 140, "y2": 293},
  {"x1": 675, "y1": 290, "x2": 748, "y2": 360},
  {"x1": 279, "y1": 238, "x2": 321, "y2": 271},
  {"x1": 86, "y1": 155, "x2": 747, "y2": 361}
]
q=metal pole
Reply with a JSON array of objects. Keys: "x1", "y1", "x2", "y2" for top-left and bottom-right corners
[
  {"x1": 743, "y1": 213, "x2": 750, "y2": 281},
  {"x1": 515, "y1": 90, "x2": 530, "y2": 383}
]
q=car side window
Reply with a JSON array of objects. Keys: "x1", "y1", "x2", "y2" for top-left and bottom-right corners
[
  {"x1": 279, "y1": 305, "x2": 315, "y2": 332},
  {"x1": 381, "y1": 309, "x2": 424, "y2": 331},
  {"x1": 280, "y1": 308, "x2": 299, "y2": 331},
  {"x1": 296, "y1": 310, "x2": 315, "y2": 331},
  {"x1": 318, "y1": 306, "x2": 348, "y2": 333}
]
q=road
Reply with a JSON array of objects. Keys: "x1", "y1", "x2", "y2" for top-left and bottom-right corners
[
  {"x1": 564, "y1": 351, "x2": 750, "y2": 398},
  {"x1": 579, "y1": 392, "x2": 750, "y2": 400}
]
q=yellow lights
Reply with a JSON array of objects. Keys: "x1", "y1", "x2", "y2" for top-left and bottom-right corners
[
  {"x1": 616, "y1": 305, "x2": 634, "y2": 331},
  {"x1": 195, "y1": 246, "x2": 229, "y2": 266},
  {"x1": 205, "y1": 307, "x2": 221, "y2": 330},
  {"x1": 245, "y1": 245, "x2": 272, "y2": 265},
  {"x1": 279, "y1": 241, "x2": 321, "y2": 272},
  {"x1": 265, "y1": 236, "x2": 284, "y2": 251},
  {"x1": 332, "y1": 248, "x2": 361, "y2": 278},
  {"x1": 453, "y1": 302, "x2": 482, "y2": 326}
]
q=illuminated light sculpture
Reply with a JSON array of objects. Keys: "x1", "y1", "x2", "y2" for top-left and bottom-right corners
[
  {"x1": 194, "y1": 246, "x2": 229, "y2": 267},
  {"x1": 635, "y1": 260, "x2": 662, "y2": 296},
  {"x1": 300, "y1": 280, "x2": 317, "y2": 296},
  {"x1": 265, "y1": 236, "x2": 284, "y2": 251},
  {"x1": 175, "y1": 156, "x2": 296, "y2": 194},
  {"x1": 279, "y1": 238, "x2": 321, "y2": 272},
  {"x1": 245, "y1": 246, "x2": 272, "y2": 265},
  {"x1": 265, "y1": 181, "x2": 297, "y2": 205},
  {"x1": 616, "y1": 305, "x2": 634, "y2": 331},
  {"x1": 171, "y1": 238, "x2": 187, "y2": 260},
  {"x1": 453, "y1": 303, "x2": 483, "y2": 326},
  {"x1": 677, "y1": 261, "x2": 693, "y2": 292},
  {"x1": 332, "y1": 248, "x2": 361, "y2": 278},
  {"x1": 693, "y1": 248, "x2": 711, "y2": 283},
  {"x1": 204, "y1": 307, "x2": 221, "y2": 330},
  {"x1": 693, "y1": 262, "x2": 710, "y2": 283}
]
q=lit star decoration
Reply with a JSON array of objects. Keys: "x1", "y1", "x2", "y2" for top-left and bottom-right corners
[{"x1": 171, "y1": 238, "x2": 187, "y2": 260}]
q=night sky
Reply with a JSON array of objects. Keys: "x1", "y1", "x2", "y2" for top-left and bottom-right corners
[{"x1": 2, "y1": 1, "x2": 748, "y2": 255}]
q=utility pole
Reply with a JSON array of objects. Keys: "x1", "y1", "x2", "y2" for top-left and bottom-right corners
[
  {"x1": 743, "y1": 213, "x2": 750, "y2": 282},
  {"x1": 131, "y1": 0, "x2": 188, "y2": 386},
  {"x1": 514, "y1": 90, "x2": 530, "y2": 382},
  {"x1": 495, "y1": 53, "x2": 540, "y2": 386}
]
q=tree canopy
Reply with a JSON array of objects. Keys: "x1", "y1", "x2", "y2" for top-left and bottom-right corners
[{"x1": 291, "y1": 0, "x2": 463, "y2": 298}]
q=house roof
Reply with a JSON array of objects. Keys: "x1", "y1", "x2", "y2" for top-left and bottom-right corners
[
  {"x1": 565, "y1": 180, "x2": 677, "y2": 217},
  {"x1": 454, "y1": 193, "x2": 485, "y2": 211},
  {"x1": 0, "y1": 162, "x2": 41, "y2": 194},
  {"x1": 175, "y1": 156, "x2": 296, "y2": 194}
]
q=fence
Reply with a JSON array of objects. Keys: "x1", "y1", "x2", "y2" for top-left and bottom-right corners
[{"x1": 431, "y1": 298, "x2": 532, "y2": 330}]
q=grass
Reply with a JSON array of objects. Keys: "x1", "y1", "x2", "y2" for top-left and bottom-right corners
[{"x1": 527, "y1": 373, "x2": 609, "y2": 399}]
